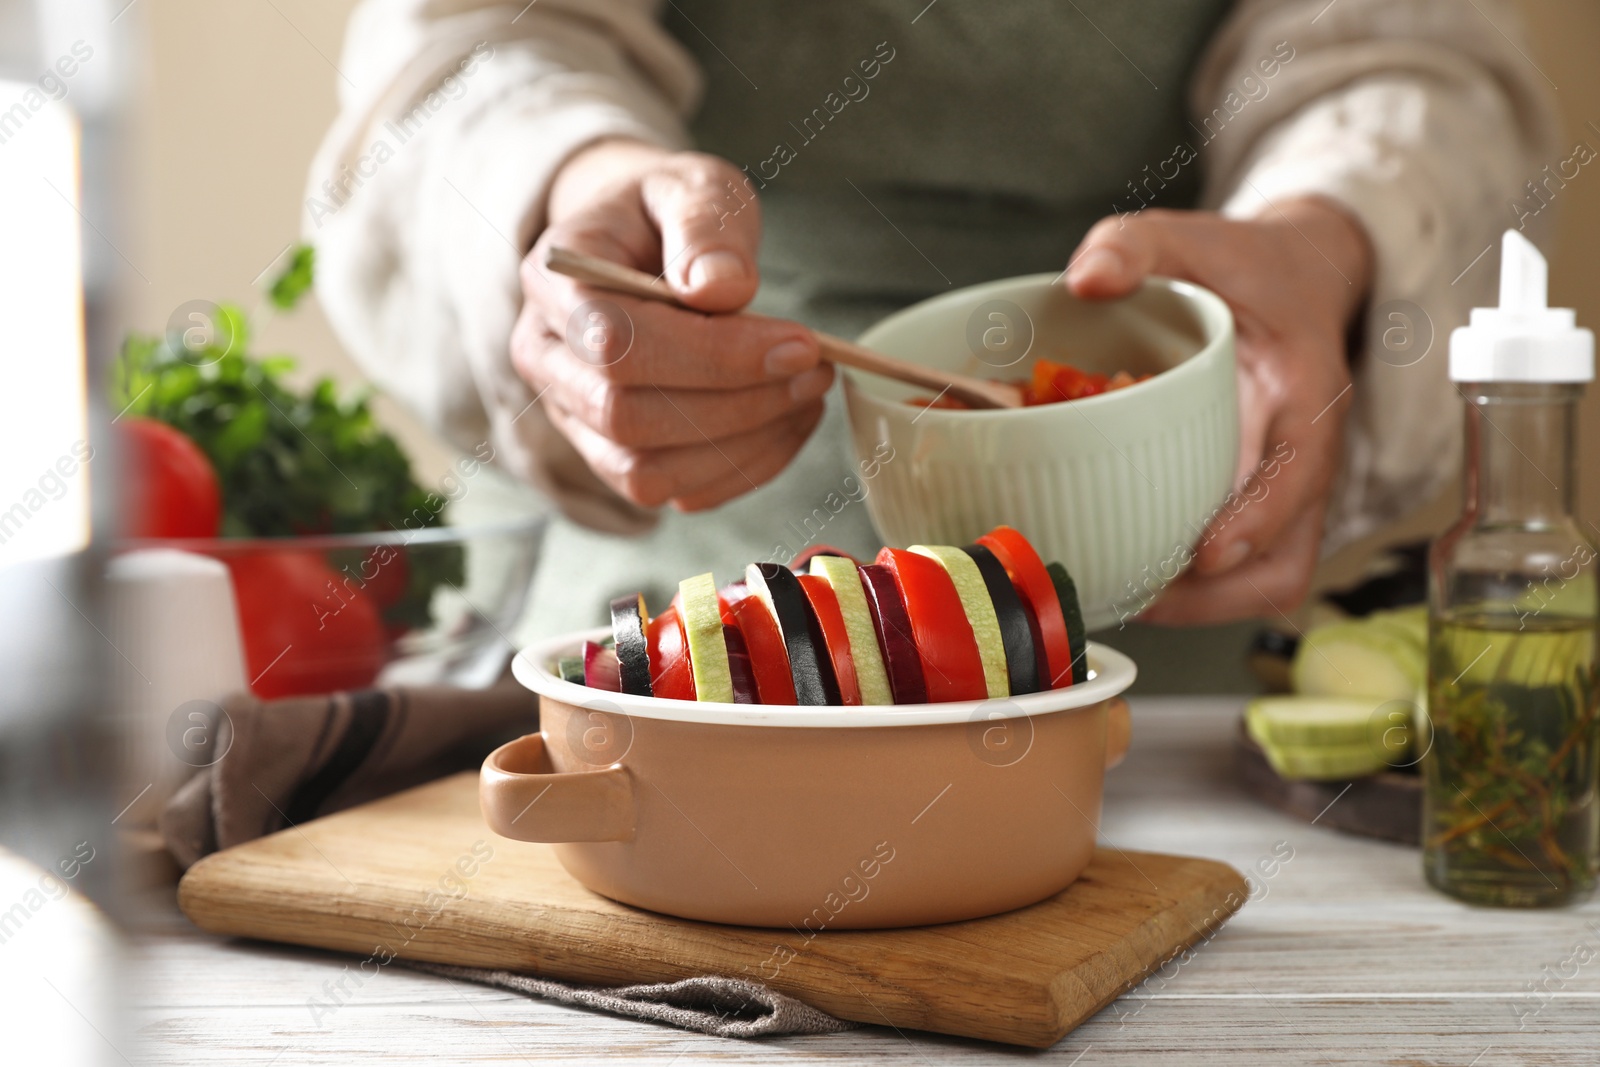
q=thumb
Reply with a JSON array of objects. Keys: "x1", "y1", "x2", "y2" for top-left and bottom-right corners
[
  {"x1": 641, "y1": 155, "x2": 762, "y2": 313},
  {"x1": 1065, "y1": 212, "x2": 1194, "y2": 301}
]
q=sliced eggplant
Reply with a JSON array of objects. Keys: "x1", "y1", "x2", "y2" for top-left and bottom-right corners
[
  {"x1": 581, "y1": 639, "x2": 621, "y2": 692},
  {"x1": 857, "y1": 563, "x2": 928, "y2": 705},
  {"x1": 609, "y1": 593, "x2": 653, "y2": 697},
  {"x1": 964, "y1": 543, "x2": 1040, "y2": 695},
  {"x1": 722, "y1": 624, "x2": 760, "y2": 705},
  {"x1": 745, "y1": 561, "x2": 839, "y2": 705},
  {"x1": 1045, "y1": 561, "x2": 1089, "y2": 684}
]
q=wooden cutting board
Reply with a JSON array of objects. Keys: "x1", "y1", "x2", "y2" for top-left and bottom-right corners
[{"x1": 178, "y1": 772, "x2": 1247, "y2": 1048}]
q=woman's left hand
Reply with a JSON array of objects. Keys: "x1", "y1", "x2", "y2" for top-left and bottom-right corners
[{"x1": 1065, "y1": 197, "x2": 1373, "y2": 624}]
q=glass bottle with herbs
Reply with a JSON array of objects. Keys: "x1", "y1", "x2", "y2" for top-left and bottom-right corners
[{"x1": 1424, "y1": 231, "x2": 1598, "y2": 907}]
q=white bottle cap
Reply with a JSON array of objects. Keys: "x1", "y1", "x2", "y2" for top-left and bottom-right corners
[{"x1": 1449, "y1": 230, "x2": 1594, "y2": 383}]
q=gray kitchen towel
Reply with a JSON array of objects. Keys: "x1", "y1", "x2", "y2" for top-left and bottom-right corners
[
  {"x1": 160, "y1": 682, "x2": 856, "y2": 1038},
  {"x1": 404, "y1": 962, "x2": 859, "y2": 1037}
]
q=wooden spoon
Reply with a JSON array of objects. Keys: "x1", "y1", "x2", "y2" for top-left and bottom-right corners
[{"x1": 544, "y1": 246, "x2": 1024, "y2": 410}]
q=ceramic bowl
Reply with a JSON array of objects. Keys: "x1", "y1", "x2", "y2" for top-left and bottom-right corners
[
  {"x1": 843, "y1": 274, "x2": 1237, "y2": 631},
  {"x1": 483, "y1": 628, "x2": 1136, "y2": 929}
]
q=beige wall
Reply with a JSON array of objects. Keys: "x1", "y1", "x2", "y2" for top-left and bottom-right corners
[{"x1": 126, "y1": 0, "x2": 1600, "y2": 563}]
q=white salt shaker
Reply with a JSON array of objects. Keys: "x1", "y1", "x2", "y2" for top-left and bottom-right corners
[{"x1": 106, "y1": 549, "x2": 247, "y2": 825}]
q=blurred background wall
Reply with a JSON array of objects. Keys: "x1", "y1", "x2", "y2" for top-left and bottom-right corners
[{"x1": 122, "y1": 0, "x2": 1600, "y2": 594}]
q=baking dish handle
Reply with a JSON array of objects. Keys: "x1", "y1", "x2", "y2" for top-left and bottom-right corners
[
  {"x1": 1104, "y1": 697, "x2": 1132, "y2": 770},
  {"x1": 480, "y1": 733, "x2": 635, "y2": 843}
]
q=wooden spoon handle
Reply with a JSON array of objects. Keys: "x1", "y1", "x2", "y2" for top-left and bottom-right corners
[{"x1": 542, "y1": 246, "x2": 1022, "y2": 410}]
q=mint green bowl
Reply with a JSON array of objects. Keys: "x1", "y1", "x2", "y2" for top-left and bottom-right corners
[{"x1": 842, "y1": 273, "x2": 1237, "y2": 631}]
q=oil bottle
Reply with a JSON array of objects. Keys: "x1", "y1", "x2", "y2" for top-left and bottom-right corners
[{"x1": 1424, "y1": 230, "x2": 1598, "y2": 907}]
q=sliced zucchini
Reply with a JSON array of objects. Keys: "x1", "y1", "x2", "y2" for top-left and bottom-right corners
[
  {"x1": 810, "y1": 555, "x2": 893, "y2": 705},
  {"x1": 678, "y1": 572, "x2": 733, "y2": 703},
  {"x1": 609, "y1": 592, "x2": 653, "y2": 697},
  {"x1": 963, "y1": 543, "x2": 1040, "y2": 695},
  {"x1": 1044, "y1": 561, "x2": 1089, "y2": 685}
]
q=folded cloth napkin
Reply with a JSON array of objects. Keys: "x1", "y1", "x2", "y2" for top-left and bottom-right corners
[
  {"x1": 160, "y1": 683, "x2": 534, "y2": 868},
  {"x1": 159, "y1": 682, "x2": 855, "y2": 1039},
  {"x1": 403, "y1": 962, "x2": 857, "y2": 1037}
]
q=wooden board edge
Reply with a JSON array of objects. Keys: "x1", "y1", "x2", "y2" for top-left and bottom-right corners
[{"x1": 1028, "y1": 854, "x2": 1251, "y2": 1049}]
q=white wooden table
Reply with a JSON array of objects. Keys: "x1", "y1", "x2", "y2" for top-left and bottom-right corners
[{"x1": 128, "y1": 697, "x2": 1600, "y2": 1065}]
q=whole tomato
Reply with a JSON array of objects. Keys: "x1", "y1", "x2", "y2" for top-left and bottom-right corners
[
  {"x1": 227, "y1": 551, "x2": 387, "y2": 698},
  {"x1": 119, "y1": 417, "x2": 222, "y2": 538}
]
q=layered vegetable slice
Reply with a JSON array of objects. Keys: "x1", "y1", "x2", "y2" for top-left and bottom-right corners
[
  {"x1": 1044, "y1": 562, "x2": 1089, "y2": 685},
  {"x1": 910, "y1": 545, "x2": 1009, "y2": 699},
  {"x1": 581, "y1": 639, "x2": 621, "y2": 692},
  {"x1": 796, "y1": 574, "x2": 863, "y2": 706},
  {"x1": 746, "y1": 562, "x2": 840, "y2": 705},
  {"x1": 963, "y1": 543, "x2": 1040, "y2": 695},
  {"x1": 608, "y1": 593, "x2": 653, "y2": 697},
  {"x1": 645, "y1": 605, "x2": 695, "y2": 700},
  {"x1": 722, "y1": 624, "x2": 760, "y2": 705},
  {"x1": 977, "y1": 526, "x2": 1075, "y2": 688},
  {"x1": 727, "y1": 594, "x2": 797, "y2": 704},
  {"x1": 858, "y1": 563, "x2": 928, "y2": 704},
  {"x1": 808, "y1": 555, "x2": 893, "y2": 705},
  {"x1": 679, "y1": 572, "x2": 734, "y2": 702},
  {"x1": 874, "y1": 548, "x2": 987, "y2": 702}
]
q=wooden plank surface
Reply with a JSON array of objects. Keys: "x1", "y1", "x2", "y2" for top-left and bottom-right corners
[
  {"x1": 128, "y1": 697, "x2": 1600, "y2": 1065},
  {"x1": 174, "y1": 772, "x2": 1248, "y2": 1048}
]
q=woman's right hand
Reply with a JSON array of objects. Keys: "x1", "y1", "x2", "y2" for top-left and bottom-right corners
[{"x1": 512, "y1": 139, "x2": 832, "y2": 512}]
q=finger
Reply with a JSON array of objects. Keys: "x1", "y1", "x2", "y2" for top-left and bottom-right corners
[
  {"x1": 641, "y1": 153, "x2": 762, "y2": 313},
  {"x1": 1064, "y1": 209, "x2": 1202, "y2": 300},
  {"x1": 670, "y1": 402, "x2": 825, "y2": 511},
  {"x1": 1139, "y1": 505, "x2": 1324, "y2": 625},
  {"x1": 548, "y1": 402, "x2": 821, "y2": 509},
  {"x1": 535, "y1": 298, "x2": 820, "y2": 390},
  {"x1": 1190, "y1": 344, "x2": 1349, "y2": 577},
  {"x1": 540, "y1": 362, "x2": 834, "y2": 450}
]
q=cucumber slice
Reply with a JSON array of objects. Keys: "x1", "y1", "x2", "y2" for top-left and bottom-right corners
[
  {"x1": 1258, "y1": 739, "x2": 1392, "y2": 781},
  {"x1": 556, "y1": 655, "x2": 585, "y2": 685},
  {"x1": 809, "y1": 555, "x2": 893, "y2": 705},
  {"x1": 963, "y1": 543, "x2": 1040, "y2": 695},
  {"x1": 678, "y1": 572, "x2": 733, "y2": 703},
  {"x1": 911, "y1": 545, "x2": 1009, "y2": 698},
  {"x1": 1245, "y1": 695, "x2": 1413, "y2": 759},
  {"x1": 1044, "y1": 562, "x2": 1089, "y2": 685},
  {"x1": 609, "y1": 593, "x2": 653, "y2": 697},
  {"x1": 1291, "y1": 619, "x2": 1424, "y2": 701}
]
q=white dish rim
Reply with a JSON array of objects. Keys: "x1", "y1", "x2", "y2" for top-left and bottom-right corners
[{"x1": 513, "y1": 627, "x2": 1136, "y2": 728}]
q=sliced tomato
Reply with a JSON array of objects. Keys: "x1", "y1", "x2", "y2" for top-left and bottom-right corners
[
  {"x1": 977, "y1": 526, "x2": 1074, "y2": 688},
  {"x1": 646, "y1": 604, "x2": 695, "y2": 700},
  {"x1": 873, "y1": 548, "x2": 986, "y2": 702},
  {"x1": 728, "y1": 594, "x2": 797, "y2": 704},
  {"x1": 796, "y1": 574, "x2": 862, "y2": 706}
]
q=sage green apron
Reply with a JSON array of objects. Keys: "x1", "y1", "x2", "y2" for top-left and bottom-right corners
[{"x1": 519, "y1": 0, "x2": 1233, "y2": 639}]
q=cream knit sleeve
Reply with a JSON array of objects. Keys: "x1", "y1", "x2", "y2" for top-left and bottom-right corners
[
  {"x1": 1190, "y1": 0, "x2": 1564, "y2": 552},
  {"x1": 305, "y1": 0, "x2": 702, "y2": 533}
]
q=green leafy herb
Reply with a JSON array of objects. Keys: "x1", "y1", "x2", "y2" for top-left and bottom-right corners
[
  {"x1": 268, "y1": 244, "x2": 316, "y2": 311},
  {"x1": 112, "y1": 251, "x2": 463, "y2": 633}
]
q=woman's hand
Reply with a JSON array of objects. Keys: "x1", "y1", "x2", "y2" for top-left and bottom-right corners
[
  {"x1": 512, "y1": 139, "x2": 831, "y2": 511},
  {"x1": 1065, "y1": 198, "x2": 1373, "y2": 624}
]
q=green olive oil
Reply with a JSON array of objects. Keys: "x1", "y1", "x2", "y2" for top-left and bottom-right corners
[{"x1": 1423, "y1": 611, "x2": 1598, "y2": 906}]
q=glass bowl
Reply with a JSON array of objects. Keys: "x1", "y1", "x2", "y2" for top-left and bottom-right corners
[{"x1": 116, "y1": 516, "x2": 548, "y2": 697}]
